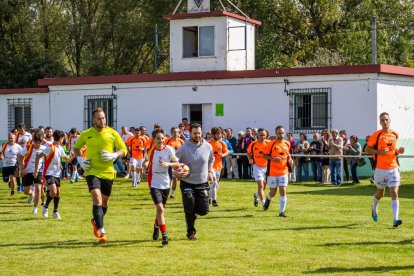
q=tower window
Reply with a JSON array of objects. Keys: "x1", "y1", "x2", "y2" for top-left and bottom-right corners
[{"x1": 183, "y1": 26, "x2": 214, "y2": 58}]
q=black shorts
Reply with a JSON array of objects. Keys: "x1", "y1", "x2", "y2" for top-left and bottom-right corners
[
  {"x1": 70, "y1": 158, "x2": 78, "y2": 166},
  {"x1": 2, "y1": 166, "x2": 18, "y2": 182},
  {"x1": 45, "y1": 175, "x2": 61, "y2": 187},
  {"x1": 23, "y1": 173, "x2": 43, "y2": 186},
  {"x1": 86, "y1": 175, "x2": 113, "y2": 196},
  {"x1": 150, "y1": 188, "x2": 169, "y2": 206}
]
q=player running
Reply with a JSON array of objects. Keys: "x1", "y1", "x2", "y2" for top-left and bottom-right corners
[
  {"x1": 247, "y1": 128, "x2": 269, "y2": 208},
  {"x1": 262, "y1": 126, "x2": 293, "y2": 217},
  {"x1": 366, "y1": 112, "x2": 405, "y2": 227},
  {"x1": 73, "y1": 108, "x2": 127, "y2": 243},
  {"x1": 125, "y1": 129, "x2": 146, "y2": 187},
  {"x1": 208, "y1": 127, "x2": 229, "y2": 207},
  {"x1": 18, "y1": 130, "x2": 46, "y2": 214},
  {"x1": 68, "y1": 128, "x2": 80, "y2": 183},
  {"x1": 144, "y1": 128, "x2": 179, "y2": 245},
  {"x1": 34, "y1": 130, "x2": 74, "y2": 219},
  {"x1": 1, "y1": 133, "x2": 22, "y2": 196}
]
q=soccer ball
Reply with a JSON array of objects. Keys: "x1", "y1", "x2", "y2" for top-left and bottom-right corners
[{"x1": 177, "y1": 163, "x2": 190, "y2": 177}]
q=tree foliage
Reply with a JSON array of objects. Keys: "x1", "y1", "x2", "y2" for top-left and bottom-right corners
[{"x1": 1, "y1": 0, "x2": 413, "y2": 88}]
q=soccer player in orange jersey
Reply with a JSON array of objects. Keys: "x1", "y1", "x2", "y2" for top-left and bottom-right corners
[
  {"x1": 366, "y1": 112, "x2": 405, "y2": 227},
  {"x1": 209, "y1": 127, "x2": 230, "y2": 207},
  {"x1": 165, "y1": 126, "x2": 185, "y2": 199},
  {"x1": 262, "y1": 126, "x2": 293, "y2": 217},
  {"x1": 126, "y1": 129, "x2": 146, "y2": 187},
  {"x1": 247, "y1": 128, "x2": 269, "y2": 207}
]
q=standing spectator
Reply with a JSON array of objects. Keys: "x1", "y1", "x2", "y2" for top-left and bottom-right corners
[
  {"x1": 309, "y1": 132, "x2": 323, "y2": 182},
  {"x1": 294, "y1": 133, "x2": 310, "y2": 182},
  {"x1": 225, "y1": 128, "x2": 239, "y2": 180},
  {"x1": 220, "y1": 129, "x2": 234, "y2": 179},
  {"x1": 339, "y1": 130, "x2": 350, "y2": 182},
  {"x1": 329, "y1": 129, "x2": 343, "y2": 186},
  {"x1": 345, "y1": 135, "x2": 362, "y2": 184},
  {"x1": 287, "y1": 132, "x2": 296, "y2": 182},
  {"x1": 182, "y1": 118, "x2": 191, "y2": 133},
  {"x1": 321, "y1": 129, "x2": 331, "y2": 184},
  {"x1": 237, "y1": 128, "x2": 255, "y2": 179},
  {"x1": 362, "y1": 135, "x2": 375, "y2": 183},
  {"x1": 252, "y1": 128, "x2": 259, "y2": 140},
  {"x1": 179, "y1": 123, "x2": 190, "y2": 140}
]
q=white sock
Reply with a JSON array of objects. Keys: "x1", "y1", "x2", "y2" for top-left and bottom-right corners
[
  {"x1": 170, "y1": 190, "x2": 175, "y2": 196},
  {"x1": 261, "y1": 200, "x2": 266, "y2": 206},
  {"x1": 99, "y1": 228, "x2": 106, "y2": 234},
  {"x1": 210, "y1": 182, "x2": 217, "y2": 200},
  {"x1": 254, "y1": 192, "x2": 259, "y2": 198},
  {"x1": 266, "y1": 193, "x2": 272, "y2": 201},
  {"x1": 137, "y1": 172, "x2": 141, "y2": 183},
  {"x1": 132, "y1": 172, "x2": 137, "y2": 185},
  {"x1": 280, "y1": 196, "x2": 287, "y2": 213},
  {"x1": 372, "y1": 195, "x2": 380, "y2": 214},
  {"x1": 392, "y1": 200, "x2": 399, "y2": 221}
]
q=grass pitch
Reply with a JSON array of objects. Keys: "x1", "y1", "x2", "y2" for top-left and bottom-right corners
[{"x1": 1, "y1": 173, "x2": 414, "y2": 275}]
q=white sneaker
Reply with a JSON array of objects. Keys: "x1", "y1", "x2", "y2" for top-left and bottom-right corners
[
  {"x1": 124, "y1": 174, "x2": 130, "y2": 179},
  {"x1": 42, "y1": 206, "x2": 48, "y2": 218},
  {"x1": 52, "y1": 212, "x2": 61, "y2": 219},
  {"x1": 78, "y1": 175, "x2": 84, "y2": 180},
  {"x1": 33, "y1": 207, "x2": 38, "y2": 214}
]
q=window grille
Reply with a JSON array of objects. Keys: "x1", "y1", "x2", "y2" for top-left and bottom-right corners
[
  {"x1": 7, "y1": 98, "x2": 32, "y2": 132},
  {"x1": 84, "y1": 95, "x2": 117, "y2": 130}
]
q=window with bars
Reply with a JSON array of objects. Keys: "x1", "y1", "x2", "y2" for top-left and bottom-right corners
[
  {"x1": 289, "y1": 88, "x2": 331, "y2": 133},
  {"x1": 84, "y1": 95, "x2": 117, "y2": 130},
  {"x1": 7, "y1": 98, "x2": 33, "y2": 132}
]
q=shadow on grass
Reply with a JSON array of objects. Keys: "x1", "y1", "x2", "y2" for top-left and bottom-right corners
[
  {"x1": 305, "y1": 265, "x2": 414, "y2": 274},
  {"x1": 290, "y1": 184, "x2": 414, "y2": 199},
  {"x1": 203, "y1": 214, "x2": 254, "y2": 219},
  {"x1": 319, "y1": 239, "x2": 414, "y2": 247},
  {"x1": 258, "y1": 224, "x2": 358, "y2": 231},
  {"x1": 0, "y1": 218, "x2": 38, "y2": 222},
  {"x1": 0, "y1": 239, "x2": 149, "y2": 250},
  {"x1": 212, "y1": 207, "x2": 249, "y2": 213}
]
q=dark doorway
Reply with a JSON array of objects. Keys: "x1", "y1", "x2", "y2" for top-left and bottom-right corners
[{"x1": 189, "y1": 104, "x2": 202, "y2": 125}]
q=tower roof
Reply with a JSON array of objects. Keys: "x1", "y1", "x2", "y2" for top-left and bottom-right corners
[{"x1": 164, "y1": 10, "x2": 262, "y2": 26}]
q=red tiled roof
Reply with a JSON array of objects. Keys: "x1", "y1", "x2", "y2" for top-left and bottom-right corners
[{"x1": 164, "y1": 11, "x2": 262, "y2": 26}]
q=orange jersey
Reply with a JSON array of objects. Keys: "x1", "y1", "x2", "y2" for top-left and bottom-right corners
[
  {"x1": 140, "y1": 135, "x2": 150, "y2": 143},
  {"x1": 126, "y1": 136, "x2": 145, "y2": 160},
  {"x1": 165, "y1": 137, "x2": 184, "y2": 151},
  {"x1": 184, "y1": 124, "x2": 190, "y2": 132},
  {"x1": 264, "y1": 139, "x2": 291, "y2": 176},
  {"x1": 247, "y1": 140, "x2": 269, "y2": 167},
  {"x1": 209, "y1": 140, "x2": 229, "y2": 170},
  {"x1": 367, "y1": 130, "x2": 399, "y2": 170}
]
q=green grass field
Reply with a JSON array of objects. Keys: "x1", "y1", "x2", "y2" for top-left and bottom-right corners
[{"x1": 1, "y1": 173, "x2": 414, "y2": 275}]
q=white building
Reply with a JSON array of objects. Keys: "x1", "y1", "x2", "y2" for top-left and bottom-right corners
[{"x1": 1, "y1": 1, "x2": 413, "y2": 171}]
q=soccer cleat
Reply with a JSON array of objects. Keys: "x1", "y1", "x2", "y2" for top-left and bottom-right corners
[
  {"x1": 263, "y1": 198, "x2": 271, "y2": 211},
  {"x1": 27, "y1": 194, "x2": 34, "y2": 203},
  {"x1": 279, "y1": 212, "x2": 287, "y2": 218},
  {"x1": 70, "y1": 179, "x2": 74, "y2": 184},
  {"x1": 162, "y1": 234, "x2": 169, "y2": 246},
  {"x1": 371, "y1": 209, "x2": 378, "y2": 222},
  {"x1": 99, "y1": 233, "x2": 108, "y2": 243},
  {"x1": 253, "y1": 193, "x2": 258, "y2": 207},
  {"x1": 212, "y1": 200, "x2": 219, "y2": 207},
  {"x1": 208, "y1": 198, "x2": 212, "y2": 205},
  {"x1": 153, "y1": 224, "x2": 160, "y2": 240},
  {"x1": 187, "y1": 233, "x2": 197, "y2": 241},
  {"x1": 124, "y1": 174, "x2": 130, "y2": 179},
  {"x1": 393, "y1": 219, "x2": 402, "y2": 228},
  {"x1": 169, "y1": 195, "x2": 174, "y2": 199},
  {"x1": 10, "y1": 191, "x2": 15, "y2": 196},
  {"x1": 42, "y1": 206, "x2": 48, "y2": 218},
  {"x1": 33, "y1": 207, "x2": 38, "y2": 214},
  {"x1": 91, "y1": 218, "x2": 100, "y2": 238},
  {"x1": 52, "y1": 212, "x2": 61, "y2": 219}
]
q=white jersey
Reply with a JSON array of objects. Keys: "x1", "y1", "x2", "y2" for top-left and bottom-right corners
[
  {"x1": 43, "y1": 138, "x2": 54, "y2": 145},
  {"x1": 43, "y1": 144, "x2": 67, "y2": 177},
  {"x1": 17, "y1": 132, "x2": 32, "y2": 146},
  {"x1": 20, "y1": 145, "x2": 46, "y2": 174},
  {"x1": 122, "y1": 132, "x2": 133, "y2": 143},
  {"x1": 148, "y1": 145, "x2": 178, "y2": 190},
  {"x1": 1, "y1": 143, "x2": 22, "y2": 167},
  {"x1": 69, "y1": 136, "x2": 79, "y2": 155}
]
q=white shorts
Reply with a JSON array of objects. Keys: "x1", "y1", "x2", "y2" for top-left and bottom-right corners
[
  {"x1": 374, "y1": 168, "x2": 400, "y2": 189},
  {"x1": 253, "y1": 164, "x2": 267, "y2": 181},
  {"x1": 267, "y1": 175, "x2": 288, "y2": 188},
  {"x1": 130, "y1": 158, "x2": 144, "y2": 168}
]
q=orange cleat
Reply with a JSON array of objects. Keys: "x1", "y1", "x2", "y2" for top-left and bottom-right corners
[
  {"x1": 99, "y1": 233, "x2": 108, "y2": 243},
  {"x1": 91, "y1": 218, "x2": 100, "y2": 238}
]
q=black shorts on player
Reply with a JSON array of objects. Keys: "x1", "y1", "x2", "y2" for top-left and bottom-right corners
[
  {"x1": 45, "y1": 176, "x2": 61, "y2": 187},
  {"x1": 23, "y1": 173, "x2": 43, "y2": 186},
  {"x1": 2, "y1": 166, "x2": 18, "y2": 182},
  {"x1": 86, "y1": 175, "x2": 113, "y2": 196},
  {"x1": 150, "y1": 188, "x2": 169, "y2": 206}
]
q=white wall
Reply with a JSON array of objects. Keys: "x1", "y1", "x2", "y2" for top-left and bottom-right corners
[
  {"x1": 226, "y1": 18, "x2": 255, "y2": 70},
  {"x1": 0, "y1": 93, "x2": 50, "y2": 139}
]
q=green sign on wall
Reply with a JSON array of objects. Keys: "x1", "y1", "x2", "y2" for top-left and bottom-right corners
[{"x1": 215, "y1": 103, "x2": 224, "y2": 116}]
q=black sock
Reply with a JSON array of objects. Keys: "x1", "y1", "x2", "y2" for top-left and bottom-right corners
[
  {"x1": 92, "y1": 205, "x2": 104, "y2": 229},
  {"x1": 102, "y1": 206, "x2": 108, "y2": 216},
  {"x1": 45, "y1": 191, "x2": 53, "y2": 208},
  {"x1": 53, "y1": 197, "x2": 60, "y2": 212},
  {"x1": 16, "y1": 177, "x2": 21, "y2": 185}
]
